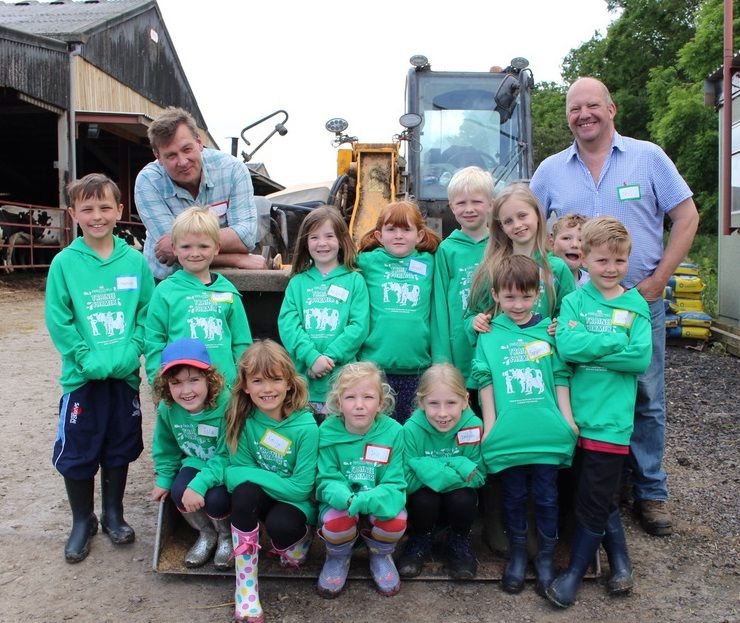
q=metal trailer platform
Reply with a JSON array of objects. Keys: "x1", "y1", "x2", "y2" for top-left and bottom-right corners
[{"x1": 153, "y1": 498, "x2": 601, "y2": 581}]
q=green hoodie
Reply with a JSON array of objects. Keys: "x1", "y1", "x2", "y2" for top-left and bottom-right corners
[
  {"x1": 472, "y1": 315, "x2": 577, "y2": 473},
  {"x1": 463, "y1": 252, "x2": 576, "y2": 350},
  {"x1": 403, "y1": 407, "x2": 486, "y2": 495},
  {"x1": 278, "y1": 266, "x2": 369, "y2": 401},
  {"x1": 316, "y1": 415, "x2": 406, "y2": 521},
  {"x1": 144, "y1": 270, "x2": 251, "y2": 387},
  {"x1": 431, "y1": 230, "x2": 488, "y2": 385},
  {"x1": 555, "y1": 282, "x2": 652, "y2": 445},
  {"x1": 45, "y1": 236, "x2": 154, "y2": 393},
  {"x1": 188, "y1": 408, "x2": 319, "y2": 523},
  {"x1": 357, "y1": 248, "x2": 435, "y2": 374},
  {"x1": 151, "y1": 390, "x2": 230, "y2": 489}
]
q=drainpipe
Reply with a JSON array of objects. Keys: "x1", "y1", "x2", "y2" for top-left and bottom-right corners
[
  {"x1": 68, "y1": 41, "x2": 83, "y2": 239},
  {"x1": 722, "y1": 0, "x2": 733, "y2": 236}
]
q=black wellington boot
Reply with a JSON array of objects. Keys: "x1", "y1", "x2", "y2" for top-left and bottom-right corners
[
  {"x1": 602, "y1": 509, "x2": 634, "y2": 595},
  {"x1": 546, "y1": 523, "x2": 603, "y2": 608},
  {"x1": 100, "y1": 465, "x2": 135, "y2": 544},
  {"x1": 63, "y1": 477, "x2": 98, "y2": 563},
  {"x1": 534, "y1": 529, "x2": 558, "y2": 596},
  {"x1": 501, "y1": 528, "x2": 528, "y2": 593}
]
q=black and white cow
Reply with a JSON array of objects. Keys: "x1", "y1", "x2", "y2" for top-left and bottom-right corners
[
  {"x1": 0, "y1": 205, "x2": 65, "y2": 272},
  {"x1": 113, "y1": 221, "x2": 146, "y2": 251}
]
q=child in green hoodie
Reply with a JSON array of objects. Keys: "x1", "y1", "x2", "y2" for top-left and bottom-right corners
[
  {"x1": 431, "y1": 167, "x2": 493, "y2": 412},
  {"x1": 145, "y1": 206, "x2": 252, "y2": 388},
  {"x1": 182, "y1": 340, "x2": 318, "y2": 623},
  {"x1": 150, "y1": 338, "x2": 231, "y2": 570},
  {"x1": 357, "y1": 201, "x2": 441, "y2": 424},
  {"x1": 547, "y1": 217, "x2": 652, "y2": 609},
  {"x1": 472, "y1": 255, "x2": 578, "y2": 596},
  {"x1": 398, "y1": 364, "x2": 485, "y2": 580},
  {"x1": 465, "y1": 182, "x2": 576, "y2": 344},
  {"x1": 278, "y1": 206, "x2": 369, "y2": 417},
  {"x1": 46, "y1": 173, "x2": 154, "y2": 564},
  {"x1": 315, "y1": 362, "x2": 407, "y2": 598}
]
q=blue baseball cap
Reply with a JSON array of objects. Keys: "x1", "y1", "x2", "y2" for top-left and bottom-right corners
[{"x1": 160, "y1": 338, "x2": 212, "y2": 373}]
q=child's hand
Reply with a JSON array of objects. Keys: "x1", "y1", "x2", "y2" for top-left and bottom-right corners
[
  {"x1": 311, "y1": 355, "x2": 335, "y2": 378},
  {"x1": 568, "y1": 421, "x2": 580, "y2": 436},
  {"x1": 473, "y1": 313, "x2": 492, "y2": 334},
  {"x1": 547, "y1": 317, "x2": 558, "y2": 336},
  {"x1": 151, "y1": 486, "x2": 169, "y2": 502},
  {"x1": 181, "y1": 487, "x2": 205, "y2": 512}
]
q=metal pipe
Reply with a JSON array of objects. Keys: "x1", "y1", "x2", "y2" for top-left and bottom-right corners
[
  {"x1": 722, "y1": 0, "x2": 733, "y2": 236},
  {"x1": 68, "y1": 42, "x2": 82, "y2": 239}
]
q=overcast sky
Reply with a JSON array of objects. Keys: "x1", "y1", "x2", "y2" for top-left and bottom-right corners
[{"x1": 156, "y1": 0, "x2": 616, "y2": 187}]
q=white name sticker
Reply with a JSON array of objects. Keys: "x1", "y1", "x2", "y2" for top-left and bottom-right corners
[
  {"x1": 408, "y1": 259, "x2": 428, "y2": 276},
  {"x1": 116, "y1": 275, "x2": 138, "y2": 291},
  {"x1": 617, "y1": 184, "x2": 641, "y2": 201},
  {"x1": 525, "y1": 340, "x2": 552, "y2": 361},
  {"x1": 198, "y1": 424, "x2": 219, "y2": 437},
  {"x1": 209, "y1": 201, "x2": 228, "y2": 218},
  {"x1": 210, "y1": 292, "x2": 234, "y2": 303},
  {"x1": 260, "y1": 429, "x2": 292, "y2": 456},
  {"x1": 327, "y1": 284, "x2": 349, "y2": 302},
  {"x1": 456, "y1": 426, "x2": 482, "y2": 446},
  {"x1": 612, "y1": 309, "x2": 635, "y2": 328},
  {"x1": 363, "y1": 444, "x2": 391, "y2": 464}
]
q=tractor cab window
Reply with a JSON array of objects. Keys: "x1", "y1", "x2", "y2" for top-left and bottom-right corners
[{"x1": 415, "y1": 76, "x2": 523, "y2": 200}]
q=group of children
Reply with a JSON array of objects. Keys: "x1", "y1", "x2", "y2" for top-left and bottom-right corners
[{"x1": 46, "y1": 166, "x2": 652, "y2": 621}]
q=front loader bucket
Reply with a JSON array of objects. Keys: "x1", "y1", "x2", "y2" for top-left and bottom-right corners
[{"x1": 152, "y1": 498, "x2": 600, "y2": 580}]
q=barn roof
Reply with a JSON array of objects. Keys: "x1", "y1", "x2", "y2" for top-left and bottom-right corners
[
  {"x1": 0, "y1": 0, "x2": 153, "y2": 41},
  {"x1": 0, "y1": 0, "x2": 216, "y2": 142}
]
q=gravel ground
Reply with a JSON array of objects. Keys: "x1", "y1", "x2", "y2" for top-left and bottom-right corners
[{"x1": 0, "y1": 272, "x2": 738, "y2": 623}]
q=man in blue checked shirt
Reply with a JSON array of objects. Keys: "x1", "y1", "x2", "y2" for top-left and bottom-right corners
[
  {"x1": 135, "y1": 107, "x2": 266, "y2": 280},
  {"x1": 531, "y1": 77, "x2": 699, "y2": 538}
]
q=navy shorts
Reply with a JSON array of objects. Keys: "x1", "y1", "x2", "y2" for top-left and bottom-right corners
[{"x1": 52, "y1": 379, "x2": 143, "y2": 479}]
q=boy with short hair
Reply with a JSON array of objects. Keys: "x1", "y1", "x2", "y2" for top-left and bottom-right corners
[
  {"x1": 548, "y1": 216, "x2": 652, "y2": 608},
  {"x1": 550, "y1": 213, "x2": 590, "y2": 287},
  {"x1": 46, "y1": 173, "x2": 155, "y2": 563},
  {"x1": 472, "y1": 254, "x2": 577, "y2": 596},
  {"x1": 144, "y1": 206, "x2": 252, "y2": 387},
  {"x1": 431, "y1": 166, "x2": 494, "y2": 406}
]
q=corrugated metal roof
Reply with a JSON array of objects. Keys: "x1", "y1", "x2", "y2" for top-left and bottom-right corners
[
  {"x1": 0, "y1": 0, "x2": 152, "y2": 40},
  {"x1": 706, "y1": 51, "x2": 740, "y2": 82}
]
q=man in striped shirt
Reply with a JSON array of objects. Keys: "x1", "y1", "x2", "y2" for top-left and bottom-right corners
[
  {"x1": 135, "y1": 107, "x2": 266, "y2": 280},
  {"x1": 531, "y1": 77, "x2": 699, "y2": 537}
]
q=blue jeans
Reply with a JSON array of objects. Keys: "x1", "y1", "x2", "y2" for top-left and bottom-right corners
[
  {"x1": 500, "y1": 464, "x2": 559, "y2": 539},
  {"x1": 629, "y1": 297, "x2": 668, "y2": 501}
]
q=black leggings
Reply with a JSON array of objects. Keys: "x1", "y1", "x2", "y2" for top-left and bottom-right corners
[
  {"x1": 406, "y1": 487, "x2": 478, "y2": 535},
  {"x1": 231, "y1": 481, "x2": 307, "y2": 548},
  {"x1": 573, "y1": 447, "x2": 625, "y2": 533}
]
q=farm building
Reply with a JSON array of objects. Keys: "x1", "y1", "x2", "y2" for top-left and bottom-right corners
[
  {"x1": 706, "y1": 51, "x2": 740, "y2": 330},
  {"x1": 0, "y1": 0, "x2": 216, "y2": 228}
]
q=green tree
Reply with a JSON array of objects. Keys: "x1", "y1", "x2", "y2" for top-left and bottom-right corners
[
  {"x1": 647, "y1": 0, "x2": 740, "y2": 233},
  {"x1": 562, "y1": 0, "x2": 700, "y2": 139},
  {"x1": 530, "y1": 82, "x2": 572, "y2": 168}
]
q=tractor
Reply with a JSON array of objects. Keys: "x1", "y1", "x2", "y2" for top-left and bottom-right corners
[{"x1": 321, "y1": 54, "x2": 534, "y2": 245}]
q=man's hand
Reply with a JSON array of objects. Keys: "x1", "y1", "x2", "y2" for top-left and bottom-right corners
[
  {"x1": 214, "y1": 253, "x2": 268, "y2": 270},
  {"x1": 636, "y1": 274, "x2": 667, "y2": 302},
  {"x1": 241, "y1": 253, "x2": 268, "y2": 269},
  {"x1": 154, "y1": 233, "x2": 177, "y2": 266}
]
